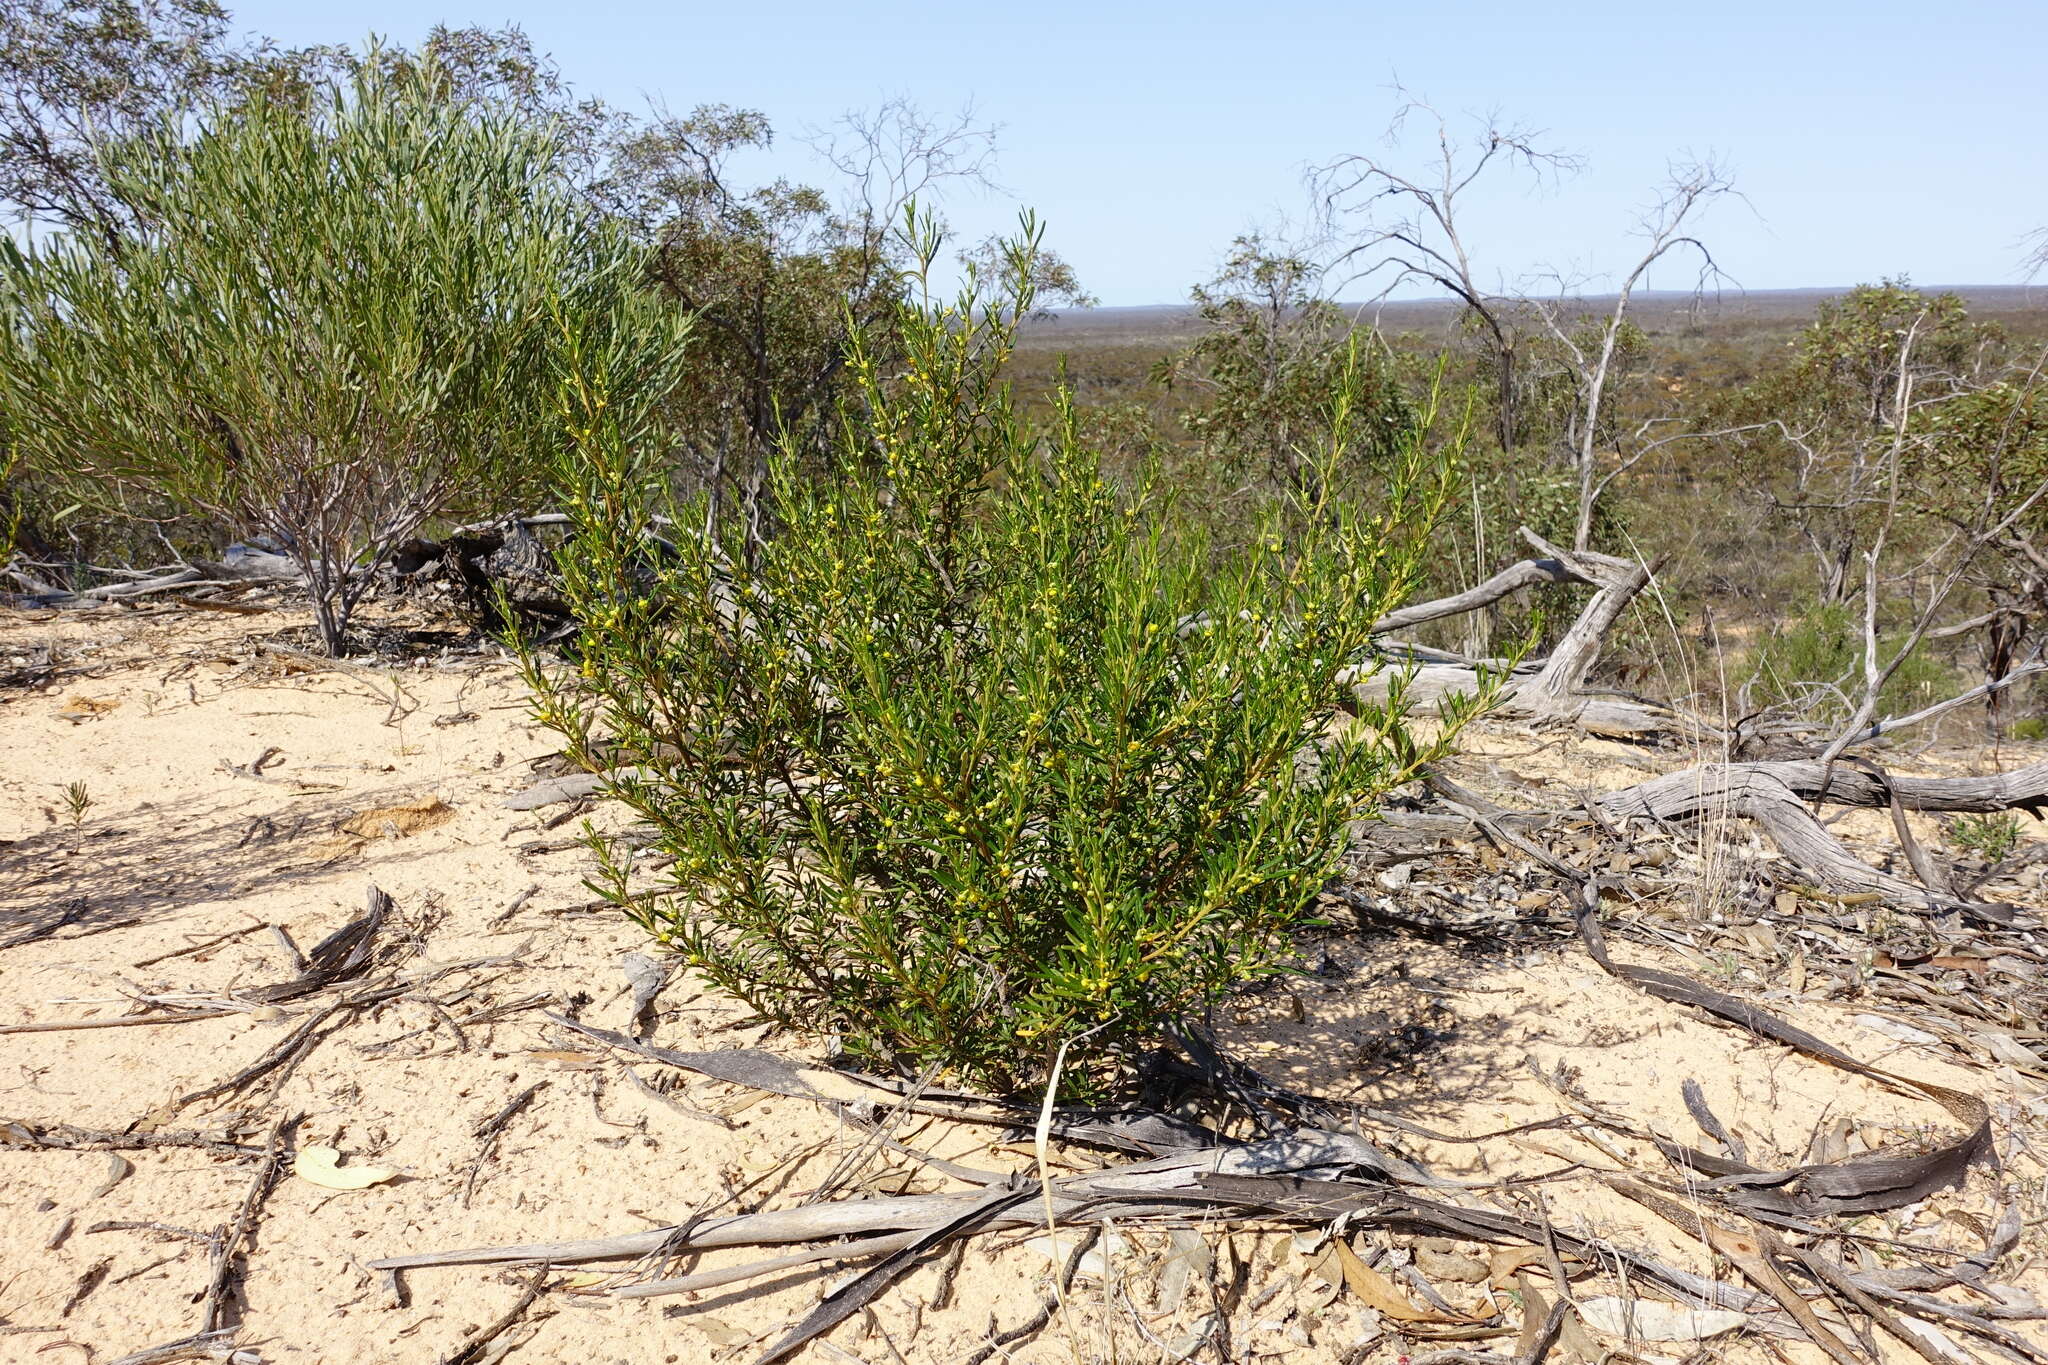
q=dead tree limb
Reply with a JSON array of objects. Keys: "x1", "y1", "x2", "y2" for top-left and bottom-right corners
[
  {"x1": 1367, "y1": 555, "x2": 1584, "y2": 635},
  {"x1": 199, "y1": 1115, "x2": 295, "y2": 1333},
  {"x1": 1600, "y1": 759, "x2": 2048, "y2": 821},
  {"x1": 1592, "y1": 758, "x2": 2046, "y2": 916},
  {"x1": 1375, "y1": 752, "x2": 2046, "y2": 915},
  {"x1": 1351, "y1": 526, "x2": 1682, "y2": 739}
]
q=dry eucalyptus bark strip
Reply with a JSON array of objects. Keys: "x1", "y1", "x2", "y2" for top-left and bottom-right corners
[{"x1": 1571, "y1": 883, "x2": 1993, "y2": 1216}]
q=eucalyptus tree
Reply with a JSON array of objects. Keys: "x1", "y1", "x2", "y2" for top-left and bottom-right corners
[
  {"x1": 0, "y1": 0, "x2": 260, "y2": 248},
  {"x1": 608, "y1": 99, "x2": 1038, "y2": 542},
  {"x1": 0, "y1": 57, "x2": 670, "y2": 653},
  {"x1": 1155, "y1": 235, "x2": 1412, "y2": 504}
]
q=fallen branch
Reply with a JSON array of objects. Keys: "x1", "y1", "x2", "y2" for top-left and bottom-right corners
[
  {"x1": 1, "y1": 1121, "x2": 262, "y2": 1157},
  {"x1": 199, "y1": 1115, "x2": 295, "y2": 1333},
  {"x1": 1348, "y1": 528, "x2": 1687, "y2": 739},
  {"x1": 1596, "y1": 758, "x2": 2045, "y2": 916},
  {"x1": 438, "y1": 1267, "x2": 552, "y2": 1365},
  {"x1": 462, "y1": 1082, "x2": 546, "y2": 1208},
  {"x1": 104, "y1": 1328, "x2": 249, "y2": 1365},
  {"x1": 0, "y1": 1009, "x2": 241, "y2": 1036},
  {"x1": 1600, "y1": 758, "x2": 2048, "y2": 820}
]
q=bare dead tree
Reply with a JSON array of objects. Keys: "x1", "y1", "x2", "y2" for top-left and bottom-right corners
[
  {"x1": 2023, "y1": 226, "x2": 2048, "y2": 281},
  {"x1": 810, "y1": 97, "x2": 1002, "y2": 246},
  {"x1": 1524, "y1": 159, "x2": 1738, "y2": 550},
  {"x1": 1312, "y1": 97, "x2": 1583, "y2": 451}
]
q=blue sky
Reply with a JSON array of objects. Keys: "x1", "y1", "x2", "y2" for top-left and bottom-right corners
[{"x1": 229, "y1": 0, "x2": 2046, "y2": 306}]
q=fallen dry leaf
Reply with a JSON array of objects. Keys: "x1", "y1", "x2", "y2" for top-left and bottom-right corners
[
  {"x1": 292, "y1": 1144, "x2": 397, "y2": 1190},
  {"x1": 1332, "y1": 1238, "x2": 1471, "y2": 1323},
  {"x1": 687, "y1": 1316, "x2": 752, "y2": 1349},
  {"x1": 1414, "y1": 1247, "x2": 1489, "y2": 1284},
  {"x1": 1487, "y1": 1246, "x2": 1548, "y2": 1288},
  {"x1": 89, "y1": 1153, "x2": 132, "y2": 1200}
]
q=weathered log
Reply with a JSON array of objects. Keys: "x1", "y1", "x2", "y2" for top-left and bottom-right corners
[
  {"x1": 1587, "y1": 757, "x2": 2046, "y2": 916},
  {"x1": 1370, "y1": 755, "x2": 2045, "y2": 915},
  {"x1": 6, "y1": 546, "x2": 303, "y2": 610},
  {"x1": 1348, "y1": 527, "x2": 1683, "y2": 739},
  {"x1": 1367, "y1": 555, "x2": 1584, "y2": 635},
  {"x1": 1351, "y1": 749, "x2": 2039, "y2": 916},
  {"x1": 1523, "y1": 544, "x2": 1657, "y2": 701},
  {"x1": 1600, "y1": 759, "x2": 2048, "y2": 821}
]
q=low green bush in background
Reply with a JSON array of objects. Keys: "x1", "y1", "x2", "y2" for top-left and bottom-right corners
[
  {"x1": 1748, "y1": 600, "x2": 1958, "y2": 721},
  {"x1": 525, "y1": 222, "x2": 1492, "y2": 1097}
]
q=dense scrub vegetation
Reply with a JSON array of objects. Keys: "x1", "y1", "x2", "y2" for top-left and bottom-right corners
[
  {"x1": 2, "y1": 2, "x2": 2044, "y2": 1089},
  {"x1": 1016, "y1": 278, "x2": 2048, "y2": 730},
  {"x1": 526, "y1": 227, "x2": 1486, "y2": 1094}
]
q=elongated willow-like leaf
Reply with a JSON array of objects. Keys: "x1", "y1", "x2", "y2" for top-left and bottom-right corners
[{"x1": 0, "y1": 51, "x2": 686, "y2": 653}]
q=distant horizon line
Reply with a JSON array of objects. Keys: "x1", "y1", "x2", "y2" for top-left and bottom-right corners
[{"x1": 1035, "y1": 281, "x2": 2048, "y2": 321}]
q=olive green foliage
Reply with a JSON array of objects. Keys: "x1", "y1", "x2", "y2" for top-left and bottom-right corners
[
  {"x1": 0, "y1": 0, "x2": 261, "y2": 244},
  {"x1": 623, "y1": 106, "x2": 905, "y2": 531},
  {"x1": 1786, "y1": 281, "x2": 2001, "y2": 430},
  {"x1": 0, "y1": 58, "x2": 638, "y2": 652},
  {"x1": 1156, "y1": 237, "x2": 1413, "y2": 500},
  {"x1": 1712, "y1": 280, "x2": 2008, "y2": 604},
  {"x1": 1923, "y1": 378, "x2": 2048, "y2": 540},
  {"x1": 528, "y1": 224, "x2": 1485, "y2": 1097},
  {"x1": 1747, "y1": 600, "x2": 1957, "y2": 721},
  {"x1": 0, "y1": 3, "x2": 573, "y2": 244},
  {"x1": 1948, "y1": 811, "x2": 2023, "y2": 864}
]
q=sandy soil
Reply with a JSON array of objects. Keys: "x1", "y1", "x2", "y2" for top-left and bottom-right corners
[{"x1": 2, "y1": 605, "x2": 2044, "y2": 1365}]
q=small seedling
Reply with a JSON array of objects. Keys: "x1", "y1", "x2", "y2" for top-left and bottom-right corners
[
  {"x1": 1949, "y1": 811, "x2": 2022, "y2": 865},
  {"x1": 60, "y1": 780, "x2": 93, "y2": 851}
]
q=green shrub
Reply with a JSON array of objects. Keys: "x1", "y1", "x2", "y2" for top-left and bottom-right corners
[
  {"x1": 2011, "y1": 717, "x2": 2048, "y2": 743},
  {"x1": 1749, "y1": 600, "x2": 1957, "y2": 720},
  {"x1": 526, "y1": 223, "x2": 1489, "y2": 1097},
  {"x1": 0, "y1": 55, "x2": 634, "y2": 653},
  {"x1": 1154, "y1": 237, "x2": 1415, "y2": 501},
  {"x1": 1949, "y1": 811, "x2": 2023, "y2": 864}
]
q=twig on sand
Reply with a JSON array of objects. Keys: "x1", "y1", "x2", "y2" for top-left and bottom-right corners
[
  {"x1": 0, "y1": 1121, "x2": 261, "y2": 1156},
  {"x1": 0, "y1": 1009, "x2": 242, "y2": 1036},
  {"x1": 153, "y1": 1001, "x2": 347, "y2": 1122},
  {"x1": 438, "y1": 1266, "x2": 552, "y2": 1365},
  {"x1": 105, "y1": 1327, "x2": 250, "y2": 1365},
  {"x1": 200, "y1": 1114, "x2": 296, "y2": 1333},
  {"x1": 131, "y1": 922, "x2": 268, "y2": 970},
  {"x1": 621, "y1": 1065, "x2": 735, "y2": 1131},
  {"x1": 60, "y1": 1257, "x2": 113, "y2": 1317},
  {"x1": 462, "y1": 1082, "x2": 547, "y2": 1208},
  {"x1": 962, "y1": 1227, "x2": 1102, "y2": 1365}
]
